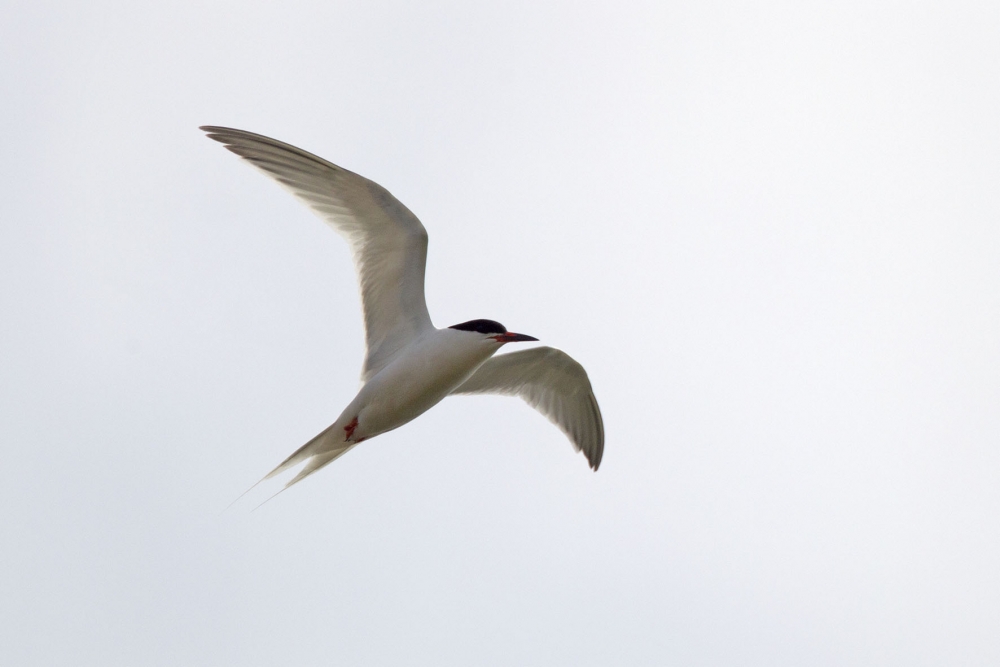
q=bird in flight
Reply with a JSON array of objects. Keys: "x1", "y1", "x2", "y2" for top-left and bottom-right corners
[{"x1": 202, "y1": 127, "x2": 604, "y2": 493}]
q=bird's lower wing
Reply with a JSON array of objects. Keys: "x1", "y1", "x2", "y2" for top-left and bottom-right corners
[{"x1": 451, "y1": 346, "x2": 604, "y2": 470}]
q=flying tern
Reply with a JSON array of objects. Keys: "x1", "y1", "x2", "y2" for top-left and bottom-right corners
[{"x1": 202, "y1": 126, "x2": 604, "y2": 491}]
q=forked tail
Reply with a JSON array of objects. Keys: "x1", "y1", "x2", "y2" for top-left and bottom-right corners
[{"x1": 228, "y1": 420, "x2": 357, "y2": 510}]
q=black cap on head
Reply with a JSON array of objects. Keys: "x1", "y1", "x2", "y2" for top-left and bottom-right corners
[{"x1": 448, "y1": 319, "x2": 507, "y2": 335}]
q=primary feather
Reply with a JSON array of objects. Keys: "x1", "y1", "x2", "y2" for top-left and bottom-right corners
[
  {"x1": 452, "y1": 346, "x2": 604, "y2": 469},
  {"x1": 201, "y1": 126, "x2": 433, "y2": 381}
]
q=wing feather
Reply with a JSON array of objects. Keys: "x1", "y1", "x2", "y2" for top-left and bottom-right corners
[
  {"x1": 201, "y1": 126, "x2": 433, "y2": 381},
  {"x1": 451, "y1": 346, "x2": 604, "y2": 470}
]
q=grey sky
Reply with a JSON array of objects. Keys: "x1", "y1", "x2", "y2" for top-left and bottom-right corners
[{"x1": 2, "y1": 1, "x2": 998, "y2": 665}]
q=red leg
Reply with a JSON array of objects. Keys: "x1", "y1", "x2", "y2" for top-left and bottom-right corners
[{"x1": 344, "y1": 416, "x2": 359, "y2": 441}]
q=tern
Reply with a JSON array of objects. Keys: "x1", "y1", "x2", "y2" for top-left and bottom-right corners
[{"x1": 202, "y1": 126, "x2": 604, "y2": 492}]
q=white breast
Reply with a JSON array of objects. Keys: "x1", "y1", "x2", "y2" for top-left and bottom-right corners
[{"x1": 345, "y1": 328, "x2": 497, "y2": 439}]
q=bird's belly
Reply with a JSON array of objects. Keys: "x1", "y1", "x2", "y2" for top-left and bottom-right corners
[{"x1": 352, "y1": 344, "x2": 492, "y2": 438}]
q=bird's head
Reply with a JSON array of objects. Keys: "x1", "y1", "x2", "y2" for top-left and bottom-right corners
[{"x1": 448, "y1": 319, "x2": 538, "y2": 345}]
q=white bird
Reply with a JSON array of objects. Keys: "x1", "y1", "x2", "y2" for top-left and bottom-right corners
[{"x1": 202, "y1": 126, "x2": 604, "y2": 492}]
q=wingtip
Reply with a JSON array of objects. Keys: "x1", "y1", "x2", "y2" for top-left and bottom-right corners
[
  {"x1": 585, "y1": 443, "x2": 603, "y2": 471},
  {"x1": 200, "y1": 125, "x2": 231, "y2": 140}
]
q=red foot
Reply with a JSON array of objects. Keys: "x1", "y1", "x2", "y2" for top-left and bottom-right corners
[{"x1": 344, "y1": 416, "x2": 359, "y2": 441}]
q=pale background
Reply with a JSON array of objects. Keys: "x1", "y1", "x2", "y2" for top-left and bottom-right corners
[{"x1": 2, "y1": 1, "x2": 998, "y2": 665}]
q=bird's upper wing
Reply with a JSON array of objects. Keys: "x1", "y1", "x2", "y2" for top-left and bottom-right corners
[
  {"x1": 201, "y1": 126, "x2": 433, "y2": 382},
  {"x1": 451, "y1": 346, "x2": 604, "y2": 470}
]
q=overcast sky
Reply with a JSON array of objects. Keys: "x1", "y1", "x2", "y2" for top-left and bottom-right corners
[{"x1": 2, "y1": 1, "x2": 999, "y2": 665}]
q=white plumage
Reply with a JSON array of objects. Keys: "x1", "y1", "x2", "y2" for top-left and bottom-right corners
[{"x1": 202, "y1": 126, "x2": 604, "y2": 491}]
